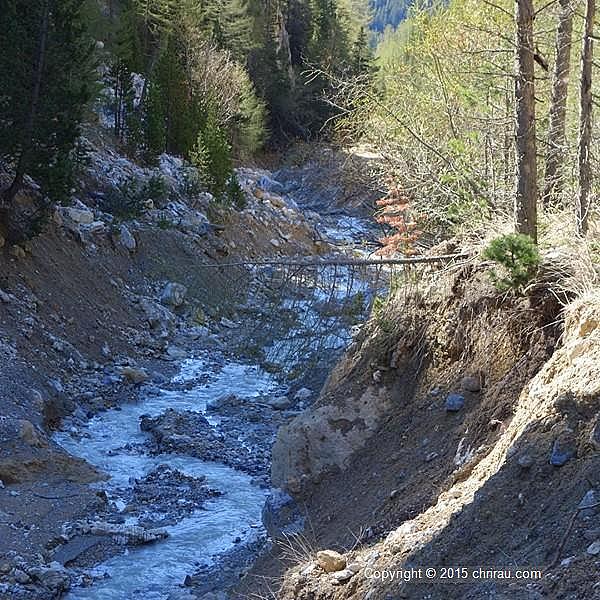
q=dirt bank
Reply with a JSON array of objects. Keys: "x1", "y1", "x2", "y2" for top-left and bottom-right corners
[{"x1": 241, "y1": 257, "x2": 600, "y2": 599}]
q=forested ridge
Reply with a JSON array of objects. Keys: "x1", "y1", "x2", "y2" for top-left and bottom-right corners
[
  {"x1": 0, "y1": 0, "x2": 374, "y2": 224},
  {"x1": 0, "y1": 0, "x2": 599, "y2": 266}
]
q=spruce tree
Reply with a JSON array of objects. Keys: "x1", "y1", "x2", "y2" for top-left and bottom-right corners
[
  {"x1": 143, "y1": 78, "x2": 167, "y2": 162},
  {"x1": 351, "y1": 26, "x2": 375, "y2": 77},
  {"x1": 0, "y1": 0, "x2": 94, "y2": 205},
  {"x1": 216, "y1": 0, "x2": 255, "y2": 62}
]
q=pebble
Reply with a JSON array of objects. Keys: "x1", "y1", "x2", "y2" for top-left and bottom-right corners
[
  {"x1": 294, "y1": 387, "x2": 312, "y2": 401},
  {"x1": 220, "y1": 318, "x2": 238, "y2": 329},
  {"x1": 460, "y1": 376, "x2": 481, "y2": 392},
  {"x1": 445, "y1": 393, "x2": 465, "y2": 412},
  {"x1": 9, "y1": 245, "x2": 26, "y2": 259},
  {"x1": 266, "y1": 395, "x2": 291, "y2": 410},
  {"x1": 517, "y1": 454, "x2": 534, "y2": 469},
  {"x1": 300, "y1": 563, "x2": 317, "y2": 577},
  {"x1": 578, "y1": 490, "x2": 599, "y2": 517},
  {"x1": 316, "y1": 550, "x2": 346, "y2": 573},
  {"x1": 550, "y1": 437, "x2": 576, "y2": 466},
  {"x1": 586, "y1": 541, "x2": 600, "y2": 556},
  {"x1": 13, "y1": 569, "x2": 30, "y2": 584},
  {"x1": 331, "y1": 568, "x2": 355, "y2": 584}
]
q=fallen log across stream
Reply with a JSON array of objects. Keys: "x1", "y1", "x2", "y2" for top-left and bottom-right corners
[{"x1": 194, "y1": 253, "x2": 471, "y2": 269}]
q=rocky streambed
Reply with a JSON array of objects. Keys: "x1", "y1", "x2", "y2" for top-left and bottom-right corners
[
  {"x1": 30, "y1": 165, "x2": 384, "y2": 600},
  {"x1": 53, "y1": 355, "x2": 287, "y2": 599}
]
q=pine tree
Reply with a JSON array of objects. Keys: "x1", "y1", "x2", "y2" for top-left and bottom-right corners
[
  {"x1": 154, "y1": 37, "x2": 194, "y2": 156},
  {"x1": 217, "y1": 0, "x2": 255, "y2": 62},
  {"x1": 0, "y1": 0, "x2": 94, "y2": 205},
  {"x1": 351, "y1": 26, "x2": 376, "y2": 77},
  {"x1": 194, "y1": 107, "x2": 233, "y2": 199},
  {"x1": 143, "y1": 78, "x2": 167, "y2": 162}
]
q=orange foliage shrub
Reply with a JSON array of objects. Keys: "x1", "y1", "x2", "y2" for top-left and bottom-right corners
[{"x1": 375, "y1": 182, "x2": 420, "y2": 256}]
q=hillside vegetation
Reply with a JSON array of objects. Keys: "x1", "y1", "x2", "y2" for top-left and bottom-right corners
[{"x1": 2, "y1": 1, "x2": 600, "y2": 599}]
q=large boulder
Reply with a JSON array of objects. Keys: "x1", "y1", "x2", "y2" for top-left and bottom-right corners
[
  {"x1": 120, "y1": 366, "x2": 150, "y2": 385},
  {"x1": 262, "y1": 489, "x2": 303, "y2": 538},
  {"x1": 119, "y1": 224, "x2": 137, "y2": 252},
  {"x1": 61, "y1": 207, "x2": 95, "y2": 225},
  {"x1": 139, "y1": 298, "x2": 175, "y2": 331},
  {"x1": 271, "y1": 386, "x2": 392, "y2": 493}
]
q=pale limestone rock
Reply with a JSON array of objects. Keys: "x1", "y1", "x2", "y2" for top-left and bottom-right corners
[{"x1": 316, "y1": 550, "x2": 346, "y2": 573}]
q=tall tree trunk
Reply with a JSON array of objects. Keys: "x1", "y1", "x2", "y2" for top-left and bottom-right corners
[
  {"x1": 576, "y1": 0, "x2": 595, "y2": 236},
  {"x1": 543, "y1": 0, "x2": 574, "y2": 208},
  {"x1": 2, "y1": 0, "x2": 51, "y2": 206},
  {"x1": 514, "y1": 0, "x2": 538, "y2": 243}
]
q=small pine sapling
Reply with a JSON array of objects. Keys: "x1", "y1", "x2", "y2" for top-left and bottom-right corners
[{"x1": 483, "y1": 233, "x2": 540, "y2": 292}]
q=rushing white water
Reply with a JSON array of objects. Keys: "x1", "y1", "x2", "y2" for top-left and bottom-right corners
[
  {"x1": 54, "y1": 356, "x2": 281, "y2": 599},
  {"x1": 52, "y1": 215, "x2": 382, "y2": 599}
]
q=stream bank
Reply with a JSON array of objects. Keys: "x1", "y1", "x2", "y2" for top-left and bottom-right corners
[{"x1": 0, "y1": 146, "x2": 382, "y2": 600}]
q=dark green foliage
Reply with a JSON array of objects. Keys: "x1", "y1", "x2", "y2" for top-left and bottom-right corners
[
  {"x1": 143, "y1": 79, "x2": 167, "y2": 163},
  {"x1": 143, "y1": 172, "x2": 169, "y2": 203},
  {"x1": 104, "y1": 0, "x2": 359, "y2": 154},
  {"x1": 217, "y1": 0, "x2": 255, "y2": 62},
  {"x1": 483, "y1": 234, "x2": 540, "y2": 292},
  {"x1": 179, "y1": 166, "x2": 206, "y2": 197},
  {"x1": 225, "y1": 174, "x2": 246, "y2": 209},
  {"x1": 101, "y1": 177, "x2": 147, "y2": 219},
  {"x1": 0, "y1": 0, "x2": 95, "y2": 204},
  {"x1": 101, "y1": 173, "x2": 167, "y2": 219},
  {"x1": 351, "y1": 26, "x2": 376, "y2": 77},
  {"x1": 191, "y1": 110, "x2": 233, "y2": 200}
]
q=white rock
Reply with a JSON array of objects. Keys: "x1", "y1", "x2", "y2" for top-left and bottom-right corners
[
  {"x1": 331, "y1": 568, "x2": 355, "y2": 584},
  {"x1": 63, "y1": 207, "x2": 94, "y2": 225},
  {"x1": 300, "y1": 563, "x2": 317, "y2": 577},
  {"x1": 160, "y1": 282, "x2": 187, "y2": 307},
  {"x1": 587, "y1": 541, "x2": 600, "y2": 555},
  {"x1": 220, "y1": 317, "x2": 238, "y2": 329},
  {"x1": 119, "y1": 224, "x2": 137, "y2": 252},
  {"x1": 294, "y1": 388, "x2": 312, "y2": 401}
]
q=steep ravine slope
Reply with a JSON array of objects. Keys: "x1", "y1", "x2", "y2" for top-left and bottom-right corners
[
  {"x1": 245, "y1": 261, "x2": 600, "y2": 599},
  {"x1": 0, "y1": 141, "x2": 368, "y2": 599}
]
